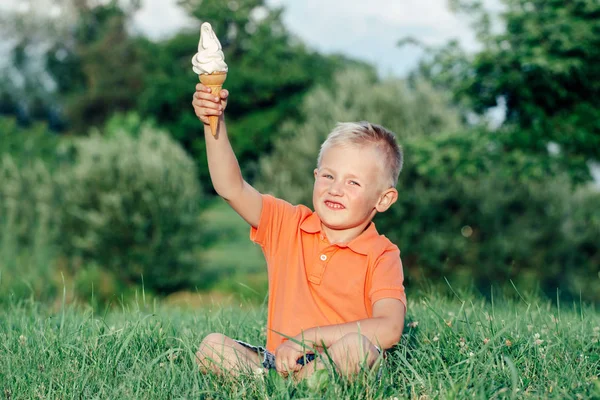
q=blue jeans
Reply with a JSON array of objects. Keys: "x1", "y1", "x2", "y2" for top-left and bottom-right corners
[{"x1": 234, "y1": 340, "x2": 381, "y2": 371}]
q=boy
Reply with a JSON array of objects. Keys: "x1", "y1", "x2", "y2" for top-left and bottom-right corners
[{"x1": 191, "y1": 83, "x2": 406, "y2": 380}]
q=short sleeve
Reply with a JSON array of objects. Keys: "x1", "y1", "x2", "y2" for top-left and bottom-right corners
[
  {"x1": 250, "y1": 194, "x2": 301, "y2": 250},
  {"x1": 368, "y1": 248, "x2": 407, "y2": 310}
]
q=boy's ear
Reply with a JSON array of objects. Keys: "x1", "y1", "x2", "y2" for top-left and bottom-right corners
[
  {"x1": 375, "y1": 188, "x2": 398, "y2": 212},
  {"x1": 313, "y1": 168, "x2": 318, "y2": 179}
]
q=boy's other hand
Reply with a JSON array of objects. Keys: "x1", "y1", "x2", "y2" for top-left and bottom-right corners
[
  {"x1": 192, "y1": 83, "x2": 228, "y2": 126},
  {"x1": 275, "y1": 339, "x2": 304, "y2": 377}
]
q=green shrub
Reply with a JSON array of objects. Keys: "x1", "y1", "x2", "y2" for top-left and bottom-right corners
[
  {"x1": 0, "y1": 155, "x2": 61, "y2": 255},
  {"x1": 558, "y1": 186, "x2": 600, "y2": 299},
  {"x1": 57, "y1": 122, "x2": 205, "y2": 293},
  {"x1": 377, "y1": 129, "x2": 600, "y2": 301},
  {"x1": 0, "y1": 117, "x2": 70, "y2": 169},
  {"x1": 0, "y1": 118, "x2": 65, "y2": 303}
]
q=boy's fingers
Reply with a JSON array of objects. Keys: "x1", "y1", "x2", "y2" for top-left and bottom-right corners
[
  {"x1": 192, "y1": 98, "x2": 222, "y2": 110},
  {"x1": 195, "y1": 83, "x2": 213, "y2": 93},
  {"x1": 202, "y1": 99, "x2": 222, "y2": 110},
  {"x1": 194, "y1": 91, "x2": 219, "y2": 102},
  {"x1": 220, "y1": 89, "x2": 228, "y2": 98}
]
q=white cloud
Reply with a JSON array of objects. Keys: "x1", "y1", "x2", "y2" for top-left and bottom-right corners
[
  {"x1": 131, "y1": 0, "x2": 196, "y2": 40},
  {"x1": 265, "y1": 0, "x2": 479, "y2": 76}
]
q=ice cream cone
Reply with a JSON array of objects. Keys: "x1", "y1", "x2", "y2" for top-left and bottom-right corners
[{"x1": 199, "y1": 71, "x2": 227, "y2": 136}]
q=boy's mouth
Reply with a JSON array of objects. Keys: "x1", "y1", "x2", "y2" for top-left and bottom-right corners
[{"x1": 324, "y1": 200, "x2": 345, "y2": 210}]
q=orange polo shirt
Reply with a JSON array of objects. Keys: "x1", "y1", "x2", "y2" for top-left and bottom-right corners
[{"x1": 250, "y1": 194, "x2": 406, "y2": 352}]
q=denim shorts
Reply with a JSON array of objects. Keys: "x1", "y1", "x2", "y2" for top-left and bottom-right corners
[
  {"x1": 234, "y1": 340, "x2": 381, "y2": 371},
  {"x1": 235, "y1": 340, "x2": 312, "y2": 370}
]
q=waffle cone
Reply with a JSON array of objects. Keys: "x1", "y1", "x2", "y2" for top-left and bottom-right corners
[{"x1": 199, "y1": 71, "x2": 227, "y2": 136}]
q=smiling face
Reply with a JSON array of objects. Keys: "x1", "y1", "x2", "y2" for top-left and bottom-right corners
[{"x1": 312, "y1": 143, "x2": 397, "y2": 243}]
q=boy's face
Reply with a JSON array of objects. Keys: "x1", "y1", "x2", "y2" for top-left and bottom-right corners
[{"x1": 313, "y1": 143, "x2": 397, "y2": 235}]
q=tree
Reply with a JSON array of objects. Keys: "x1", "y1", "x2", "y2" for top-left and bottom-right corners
[
  {"x1": 46, "y1": 0, "x2": 146, "y2": 133},
  {"x1": 0, "y1": 0, "x2": 145, "y2": 132},
  {"x1": 405, "y1": 0, "x2": 600, "y2": 168}
]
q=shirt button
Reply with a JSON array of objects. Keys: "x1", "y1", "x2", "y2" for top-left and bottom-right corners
[{"x1": 320, "y1": 254, "x2": 327, "y2": 261}]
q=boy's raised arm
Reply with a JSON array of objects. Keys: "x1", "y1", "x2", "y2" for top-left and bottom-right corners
[{"x1": 192, "y1": 84, "x2": 262, "y2": 228}]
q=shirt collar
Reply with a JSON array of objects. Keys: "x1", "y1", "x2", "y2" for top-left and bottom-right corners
[{"x1": 300, "y1": 211, "x2": 380, "y2": 255}]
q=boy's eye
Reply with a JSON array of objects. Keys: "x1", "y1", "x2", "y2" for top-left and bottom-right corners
[
  {"x1": 349, "y1": 181, "x2": 360, "y2": 186},
  {"x1": 322, "y1": 174, "x2": 333, "y2": 179}
]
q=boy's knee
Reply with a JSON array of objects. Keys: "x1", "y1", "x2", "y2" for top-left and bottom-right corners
[
  {"x1": 196, "y1": 333, "x2": 229, "y2": 369},
  {"x1": 201, "y1": 332, "x2": 228, "y2": 346}
]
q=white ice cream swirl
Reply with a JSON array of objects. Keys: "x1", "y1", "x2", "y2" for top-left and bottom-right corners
[{"x1": 192, "y1": 22, "x2": 228, "y2": 74}]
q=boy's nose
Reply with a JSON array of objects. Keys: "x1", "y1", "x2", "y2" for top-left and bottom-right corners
[{"x1": 328, "y1": 180, "x2": 343, "y2": 196}]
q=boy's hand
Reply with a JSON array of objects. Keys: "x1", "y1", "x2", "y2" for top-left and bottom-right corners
[
  {"x1": 192, "y1": 83, "x2": 228, "y2": 126},
  {"x1": 275, "y1": 339, "x2": 304, "y2": 377}
]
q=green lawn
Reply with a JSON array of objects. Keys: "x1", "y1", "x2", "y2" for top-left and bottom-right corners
[
  {"x1": 199, "y1": 199, "x2": 268, "y2": 300},
  {"x1": 2, "y1": 289, "x2": 599, "y2": 399}
]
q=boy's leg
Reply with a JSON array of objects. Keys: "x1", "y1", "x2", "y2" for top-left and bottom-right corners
[
  {"x1": 294, "y1": 333, "x2": 380, "y2": 380},
  {"x1": 196, "y1": 333, "x2": 263, "y2": 376}
]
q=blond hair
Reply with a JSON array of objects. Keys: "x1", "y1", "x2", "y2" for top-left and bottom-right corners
[{"x1": 317, "y1": 121, "x2": 403, "y2": 187}]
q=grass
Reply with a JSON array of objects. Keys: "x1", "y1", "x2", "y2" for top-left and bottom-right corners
[
  {"x1": 198, "y1": 199, "x2": 269, "y2": 301},
  {"x1": 1, "y1": 288, "x2": 599, "y2": 399}
]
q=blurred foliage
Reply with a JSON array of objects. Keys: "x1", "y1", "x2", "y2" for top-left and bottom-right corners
[
  {"x1": 404, "y1": 0, "x2": 600, "y2": 170},
  {"x1": 257, "y1": 68, "x2": 463, "y2": 204},
  {"x1": 383, "y1": 129, "x2": 600, "y2": 301},
  {"x1": 0, "y1": 154, "x2": 59, "y2": 253},
  {"x1": 56, "y1": 119, "x2": 205, "y2": 293},
  {"x1": 0, "y1": 118, "x2": 64, "y2": 304},
  {"x1": 0, "y1": 0, "x2": 143, "y2": 131},
  {"x1": 257, "y1": 69, "x2": 600, "y2": 302},
  {"x1": 0, "y1": 118, "x2": 66, "y2": 255},
  {"x1": 46, "y1": 1, "x2": 146, "y2": 133},
  {"x1": 559, "y1": 186, "x2": 600, "y2": 298},
  {"x1": 1, "y1": 0, "x2": 366, "y2": 192},
  {"x1": 0, "y1": 117, "x2": 70, "y2": 169}
]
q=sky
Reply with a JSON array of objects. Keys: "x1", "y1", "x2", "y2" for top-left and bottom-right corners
[
  {"x1": 1, "y1": 0, "x2": 492, "y2": 77},
  {"x1": 132, "y1": 0, "x2": 487, "y2": 77}
]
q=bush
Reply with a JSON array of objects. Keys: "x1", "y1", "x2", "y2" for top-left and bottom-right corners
[
  {"x1": 0, "y1": 155, "x2": 61, "y2": 256},
  {"x1": 57, "y1": 121, "x2": 205, "y2": 293},
  {"x1": 0, "y1": 118, "x2": 66, "y2": 304},
  {"x1": 0, "y1": 117, "x2": 67, "y2": 169},
  {"x1": 558, "y1": 186, "x2": 600, "y2": 300},
  {"x1": 372, "y1": 129, "x2": 600, "y2": 301},
  {"x1": 0, "y1": 117, "x2": 65, "y2": 260}
]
